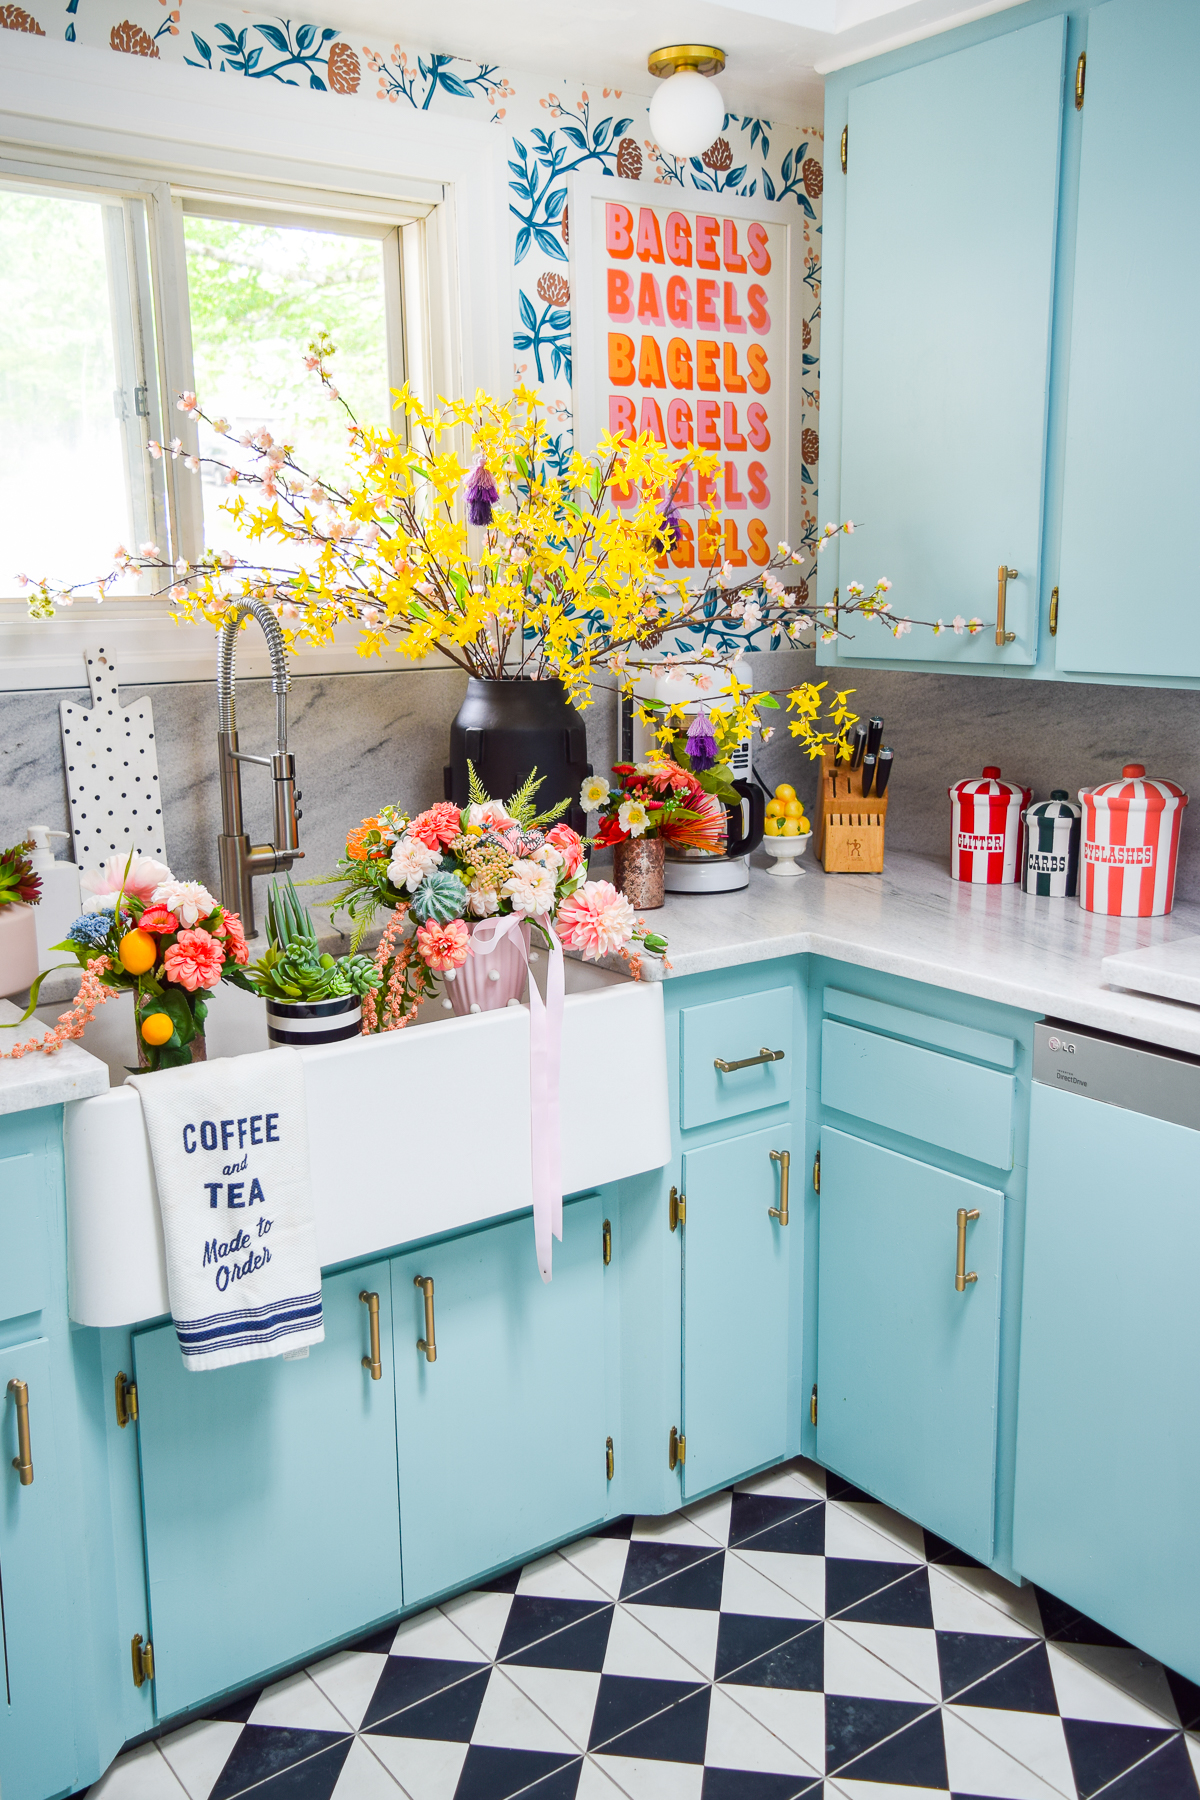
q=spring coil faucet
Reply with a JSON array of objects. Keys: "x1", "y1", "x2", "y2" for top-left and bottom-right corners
[{"x1": 216, "y1": 598, "x2": 302, "y2": 938}]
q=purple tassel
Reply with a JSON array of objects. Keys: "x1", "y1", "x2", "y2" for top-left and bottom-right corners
[
  {"x1": 657, "y1": 501, "x2": 681, "y2": 552},
  {"x1": 686, "y1": 709, "x2": 718, "y2": 772},
  {"x1": 465, "y1": 458, "x2": 499, "y2": 526}
]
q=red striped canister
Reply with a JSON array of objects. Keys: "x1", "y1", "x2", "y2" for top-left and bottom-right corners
[
  {"x1": 1078, "y1": 764, "x2": 1189, "y2": 917},
  {"x1": 949, "y1": 767, "x2": 1032, "y2": 884}
]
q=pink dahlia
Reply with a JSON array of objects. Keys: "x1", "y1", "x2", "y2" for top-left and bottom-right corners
[
  {"x1": 214, "y1": 907, "x2": 249, "y2": 965},
  {"x1": 409, "y1": 802, "x2": 462, "y2": 850},
  {"x1": 545, "y1": 823, "x2": 584, "y2": 877},
  {"x1": 555, "y1": 880, "x2": 636, "y2": 962},
  {"x1": 416, "y1": 917, "x2": 472, "y2": 971},
  {"x1": 163, "y1": 927, "x2": 225, "y2": 992}
]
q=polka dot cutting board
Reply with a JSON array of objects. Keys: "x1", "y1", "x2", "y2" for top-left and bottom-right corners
[{"x1": 59, "y1": 647, "x2": 166, "y2": 867}]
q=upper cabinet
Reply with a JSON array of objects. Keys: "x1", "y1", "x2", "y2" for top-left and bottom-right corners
[
  {"x1": 819, "y1": 0, "x2": 1200, "y2": 689},
  {"x1": 1055, "y1": 0, "x2": 1200, "y2": 674},
  {"x1": 835, "y1": 18, "x2": 1065, "y2": 668}
]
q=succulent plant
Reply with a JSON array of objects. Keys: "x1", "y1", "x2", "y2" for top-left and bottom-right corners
[
  {"x1": 409, "y1": 869, "x2": 469, "y2": 925},
  {"x1": 233, "y1": 875, "x2": 382, "y2": 1004},
  {"x1": 0, "y1": 840, "x2": 41, "y2": 912}
]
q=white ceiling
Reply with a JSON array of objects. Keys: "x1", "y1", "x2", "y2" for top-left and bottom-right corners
[{"x1": 327, "y1": 0, "x2": 1025, "y2": 124}]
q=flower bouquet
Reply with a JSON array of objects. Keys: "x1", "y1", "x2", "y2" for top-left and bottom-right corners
[
  {"x1": 581, "y1": 762, "x2": 726, "y2": 909},
  {"x1": 54, "y1": 853, "x2": 249, "y2": 1071},
  {"x1": 226, "y1": 875, "x2": 382, "y2": 1048}
]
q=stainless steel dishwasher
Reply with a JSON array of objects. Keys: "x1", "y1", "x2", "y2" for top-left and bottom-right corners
[{"x1": 1012, "y1": 1019, "x2": 1200, "y2": 1683}]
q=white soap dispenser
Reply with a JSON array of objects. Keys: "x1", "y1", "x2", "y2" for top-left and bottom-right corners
[{"x1": 26, "y1": 825, "x2": 82, "y2": 963}]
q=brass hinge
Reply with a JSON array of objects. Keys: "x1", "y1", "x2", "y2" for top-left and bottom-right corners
[
  {"x1": 1049, "y1": 586, "x2": 1059, "y2": 636},
  {"x1": 840, "y1": 124, "x2": 848, "y2": 172},
  {"x1": 602, "y1": 1218, "x2": 612, "y2": 1266},
  {"x1": 131, "y1": 1633, "x2": 154, "y2": 1688},
  {"x1": 605, "y1": 1435, "x2": 614, "y2": 1481},
  {"x1": 812, "y1": 1151, "x2": 821, "y2": 1195},
  {"x1": 668, "y1": 1425, "x2": 686, "y2": 1470},
  {"x1": 1074, "y1": 49, "x2": 1086, "y2": 111},
  {"x1": 810, "y1": 1384, "x2": 818, "y2": 1427},
  {"x1": 669, "y1": 1186, "x2": 686, "y2": 1231},
  {"x1": 114, "y1": 1371, "x2": 138, "y2": 1428}
]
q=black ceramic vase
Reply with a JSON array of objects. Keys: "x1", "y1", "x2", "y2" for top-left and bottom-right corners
[{"x1": 444, "y1": 678, "x2": 592, "y2": 833}]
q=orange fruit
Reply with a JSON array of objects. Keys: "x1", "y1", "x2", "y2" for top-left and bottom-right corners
[
  {"x1": 140, "y1": 1012, "x2": 174, "y2": 1046},
  {"x1": 119, "y1": 929, "x2": 158, "y2": 975}
]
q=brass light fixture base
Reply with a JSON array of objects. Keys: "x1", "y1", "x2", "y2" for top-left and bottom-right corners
[{"x1": 647, "y1": 44, "x2": 726, "y2": 79}]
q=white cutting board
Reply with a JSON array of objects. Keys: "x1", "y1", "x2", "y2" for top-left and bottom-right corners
[
  {"x1": 1101, "y1": 936, "x2": 1200, "y2": 1007},
  {"x1": 59, "y1": 646, "x2": 167, "y2": 868}
]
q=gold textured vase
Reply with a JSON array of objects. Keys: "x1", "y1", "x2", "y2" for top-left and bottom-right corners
[{"x1": 613, "y1": 836, "x2": 665, "y2": 909}]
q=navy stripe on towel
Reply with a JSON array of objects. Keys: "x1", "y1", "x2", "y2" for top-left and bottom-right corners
[{"x1": 176, "y1": 1293, "x2": 323, "y2": 1354}]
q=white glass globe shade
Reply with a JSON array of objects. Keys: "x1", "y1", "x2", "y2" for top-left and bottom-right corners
[{"x1": 648, "y1": 68, "x2": 726, "y2": 159}]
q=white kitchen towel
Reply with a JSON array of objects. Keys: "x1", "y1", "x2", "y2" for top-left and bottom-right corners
[{"x1": 127, "y1": 1048, "x2": 324, "y2": 1370}]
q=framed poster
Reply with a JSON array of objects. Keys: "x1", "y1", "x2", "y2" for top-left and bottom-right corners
[{"x1": 569, "y1": 170, "x2": 807, "y2": 578}]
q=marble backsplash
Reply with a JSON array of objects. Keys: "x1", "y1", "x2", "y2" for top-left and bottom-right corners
[{"x1": 3, "y1": 650, "x2": 1200, "y2": 911}]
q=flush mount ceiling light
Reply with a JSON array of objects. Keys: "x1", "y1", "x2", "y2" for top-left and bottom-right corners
[{"x1": 647, "y1": 45, "x2": 727, "y2": 159}]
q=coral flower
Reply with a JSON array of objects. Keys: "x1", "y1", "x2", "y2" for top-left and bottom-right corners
[
  {"x1": 163, "y1": 927, "x2": 225, "y2": 991},
  {"x1": 416, "y1": 917, "x2": 472, "y2": 971},
  {"x1": 555, "y1": 880, "x2": 637, "y2": 961},
  {"x1": 137, "y1": 904, "x2": 179, "y2": 935},
  {"x1": 213, "y1": 908, "x2": 249, "y2": 965},
  {"x1": 545, "y1": 823, "x2": 584, "y2": 877},
  {"x1": 408, "y1": 802, "x2": 462, "y2": 850}
]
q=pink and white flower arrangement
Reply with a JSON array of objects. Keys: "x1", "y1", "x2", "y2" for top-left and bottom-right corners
[
  {"x1": 555, "y1": 881, "x2": 638, "y2": 962},
  {"x1": 81, "y1": 852, "x2": 172, "y2": 912}
]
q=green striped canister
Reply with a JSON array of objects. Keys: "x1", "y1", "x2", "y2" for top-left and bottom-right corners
[{"x1": 1022, "y1": 791, "x2": 1082, "y2": 897}]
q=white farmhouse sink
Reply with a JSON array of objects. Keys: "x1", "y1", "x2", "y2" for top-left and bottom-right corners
[{"x1": 65, "y1": 963, "x2": 669, "y2": 1327}]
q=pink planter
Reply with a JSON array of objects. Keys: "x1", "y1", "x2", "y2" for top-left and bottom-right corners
[
  {"x1": 0, "y1": 904, "x2": 39, "y2": 999},
  {"x1": 445, "y1": 918, "x2": 530, "y2": 1016}
]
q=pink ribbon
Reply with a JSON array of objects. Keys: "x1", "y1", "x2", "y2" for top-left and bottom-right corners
[{"x1": 467, "y1": 912, "x2": 564, "y2": 1281}]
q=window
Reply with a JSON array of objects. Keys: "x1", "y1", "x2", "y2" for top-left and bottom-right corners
[{"x1": 0, "y1": 159, "x2": 429, "y2": 630}]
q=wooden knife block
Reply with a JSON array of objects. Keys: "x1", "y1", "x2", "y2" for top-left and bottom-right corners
[{"x1": 816, "y1": 749, "x2": 889, "y2": 873}]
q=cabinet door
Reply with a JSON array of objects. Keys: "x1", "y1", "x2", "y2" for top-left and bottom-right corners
[
  {"x1": 682, "y1": 1126, "x2": 791, "y2": 1500},
  {"x1": 393, "y1": 1194, "x2": 605, "y2": 1606},
  {"x1": 829, "y1": 16, "x2": 1064, "y2": 666},
  {"x1": 134, "y1": 1264, "x2": 401, "y2": 1720},
  {"x1": 1056, "y1": 0, "x2": 1200, "y2": 674},
  {"x1": 0, "y1": 1338, "x2": 73, "y2": 1800},
  {"x1": 817, "y1": 1129, "x2": 1003, "y2": 1562},
  {"x1": 1013, "y1": 1089, "x2": 1200, "y2": 1682}
]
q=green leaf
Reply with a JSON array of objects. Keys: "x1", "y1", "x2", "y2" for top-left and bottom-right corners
[
  {"x1": 759, "y1": 694, "x2": 781, "y2": 709},
  {"x1": 146, "y1": 986, "x2": 198, "y2": 1045}
]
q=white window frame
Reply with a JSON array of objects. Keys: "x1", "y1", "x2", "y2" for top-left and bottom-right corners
[{"x1": 0, "y1": 35, "x2": 511, "y2": 690}]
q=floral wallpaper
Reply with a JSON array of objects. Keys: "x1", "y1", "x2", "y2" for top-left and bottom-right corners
[{"x1": 4, "y1": 0, "x2": 823, "y2": 647}]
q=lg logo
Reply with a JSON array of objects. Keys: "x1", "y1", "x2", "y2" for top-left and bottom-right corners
[{"x1": 1047, "y1": 1036, "x2": 1076, "y2": 1054}]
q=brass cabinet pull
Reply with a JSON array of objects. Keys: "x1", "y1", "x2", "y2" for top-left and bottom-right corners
[
  {"x1": 414, "y1": 1275, "x2": 436, "y2": 1362},
  {"x1": 769, "y1": 1149, "x2": 790, "y2": 1226},
  {"x1": 840, "y1": 124, "x2": 848, "y2": 172},
  {"x1": 995, "y1": 566, "x2": 1018, "y2": 647},
  {"x1": 955, "y1": 1208, "x2": 981, "y2": 1292},
  {"x1": 1074, "y1": 49, "x2": 1086, "y2": 110},
  {"x1": 7, "y1": 1379, "x2": 32, "y2": 1485},
  {"x1": 714, "y1": 1046, "x2": 785, "y2": 1074},
  {"x1": 1049, "y1": 585, "x2": 1059, "y2": 636},
  {"x1": 602, "y1": 1218, "x2": 612, "y2": 1266},
  {"x1": 605, "y1": 1436, "x2": 614, "y2": 1481},
  {"x1": 360, "y1": 1290, "x2": 382, "y2": 1380}
]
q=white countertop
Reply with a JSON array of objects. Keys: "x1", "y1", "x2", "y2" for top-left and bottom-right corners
[
  {"x1": 646, "y1": 849, "x2": 1200, "y2": 1056},
  {"x1": 0, "y1": 999, "x2": 110, "y2": 1115}
]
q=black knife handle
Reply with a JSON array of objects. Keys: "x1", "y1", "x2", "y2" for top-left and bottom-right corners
[
  {"x1": 849, "y1": 724, "x2": 868, "y2": 770},
  {"x1": 865, "y1": 717, "x2": 884, "y2": 763},
  {"x1": 875, "y1": 748, "x2": 894, "y2": 798},
  {"x1": 861, "y1": 753, "x2": 877, "y2": 799}
]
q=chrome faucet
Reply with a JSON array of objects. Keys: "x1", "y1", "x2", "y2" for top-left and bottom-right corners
[{"x1": 216, "y1": 598, "x2": 302, "y2": 938}]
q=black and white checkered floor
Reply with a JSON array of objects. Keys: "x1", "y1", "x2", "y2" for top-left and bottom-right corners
[{"x1": 88, "y1": 1460, "x2": 1200, "y2": 1800}]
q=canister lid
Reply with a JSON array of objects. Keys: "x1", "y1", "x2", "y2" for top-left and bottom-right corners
[
  {"x1": 1081, "y1": 767, "x2": 1189, "y2": 813},
  {"x1": 1025, "y1": 791, "x2": 1081, "y2": 822},
  {"x1": 949, "y1": 767, "x2": 1030, "y2": 801}
]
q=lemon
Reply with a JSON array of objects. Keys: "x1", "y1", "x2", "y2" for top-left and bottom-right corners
[
  {"x1": 764, "y1": 798, "x2": 785, "y2": 818},
  {"x1": 140, "y1": 1012, "x2": 175, "y2": 1046},
  {"x1": 783, "y1": 799, "x2": 805, "y2": 819},
  {"x1": 763, "y1": 813, "x2": 782, "y2": 837},
  {"x1": 774, "y1": 783, "x2": 797, "y2": 802},
  {"x1": 780, "y1": 818, "x2": 801, "y2": 837},
  {"x1": 119, "y1": 929, "x2": 158, "y2": 975}
]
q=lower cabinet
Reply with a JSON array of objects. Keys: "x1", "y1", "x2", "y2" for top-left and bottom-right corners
[
  {"x1": 0, "y1": 1338, "x2": 73, "y2": 1800},
  {"x1": 392, "y1": 1193, "x2": 606, "y2": 1606},
  {"x1": 681, "y1": 1124, "x2": 792, "y2": 1500},
  {"x1": 1013, "y1": 1088, "x2": 1200, "y2": 1684},
  {"x1": 816, "y1": 1128, "x2": 1004, "y2": 1562},
  {"x1": 133, "y1": 1263, "x2": 401, "y2": 1720}
]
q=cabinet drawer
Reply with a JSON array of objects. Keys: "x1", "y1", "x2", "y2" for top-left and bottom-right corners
[
  {"x1": 821, "y1": 1020, "x2": 1016, "y2": 1169},
  {"x1": 0, "y1": 1155, "x2": 51, "y2": 1322},
  {"x1": 680, "y1": 987, "x2": 793, "y2": 1130}
]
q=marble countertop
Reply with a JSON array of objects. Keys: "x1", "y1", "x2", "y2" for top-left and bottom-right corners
[
  {"x1": 0, "y1": 999, "x2": 110, "y2": 1115},
  {"x1": 645, "y1": 848, "x2": 1200, "y2": 1056}
]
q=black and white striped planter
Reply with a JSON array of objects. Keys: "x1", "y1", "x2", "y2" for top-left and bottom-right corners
[{"x1": 265, "y1": 994, "x2": 362, "y2": 1049}]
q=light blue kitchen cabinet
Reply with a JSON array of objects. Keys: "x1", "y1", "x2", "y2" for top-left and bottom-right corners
[
  {"x1": 816, "y1": 1128, "x2": 1005, "y2": 1563},
  {"x1": 821, "y1": 14, "x2": 1065, "y2": 669},
  {"x1": 132, "y1": 1262, "x2": 401, "y2": 1721},
  {"x1": 681, "y1": 1124, "x2": 793, "y2": 1500},
  {"x1": 0, "y1": 1336, "x2": 73, "y2": 1800},
  {"x1": 1055, "y1": 0, "x2": 1200, "y2": 675},
  {"x1": 392, "y1": 1193, "x2": 606, "y2": 1607},
  {"x1": 1013, "y1": 1087, "x2": 1200, "y2": 1682}
]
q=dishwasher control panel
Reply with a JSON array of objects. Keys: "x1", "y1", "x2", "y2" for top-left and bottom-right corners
[{"x1": 1035, "y1": 1020, "x2": 1200, "y2": 1130}]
